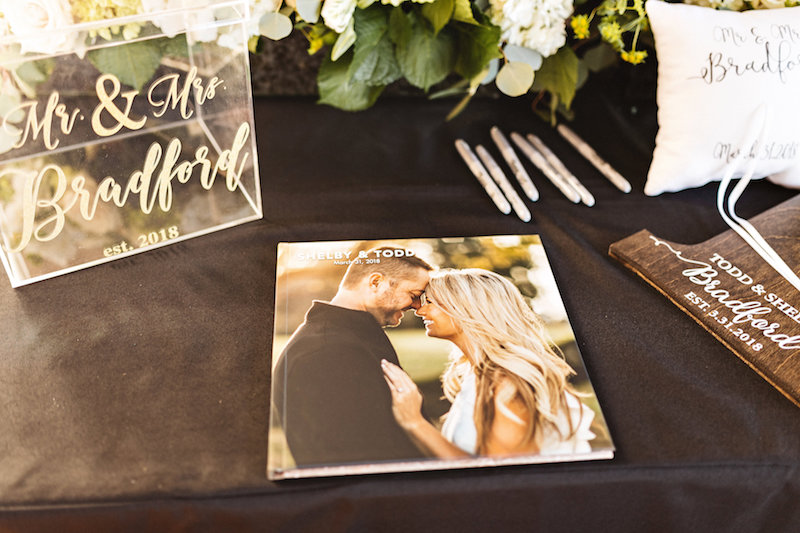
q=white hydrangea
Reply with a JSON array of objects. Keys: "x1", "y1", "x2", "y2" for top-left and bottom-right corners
[
  {"x1": 684, "y1": 0, "x2": 747, "y2": 10},
  {"x1": 380, "y1": 0, "x2": 434, "y2": 7},
  {"x1": 141, "y1": 0, "x2": 218, "y2": 42},
  {"x1": 488, "y1": 0, "x2": 573, "y2": 57},
  {"x1": 321, "y1": 0, "x2": 433, "y2": 31},
  {"x1": 748, "y1": 0, "x2": 789, "y2": 8},
  {"x1": 321, "y1": 0, "x2": 357, "y2": 33}
]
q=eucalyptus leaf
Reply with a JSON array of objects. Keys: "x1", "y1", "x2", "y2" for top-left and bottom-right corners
[
  {"x1": 318, "y1": 52, "x2": 384, "y2": 111},
  {"x1": 87, "y1": 41, "x2": 162, "y2": 90},
  {"x1": 393, "y1": 10, "x2": 457, "y2": 91},
  {"x1": 332, "y1": 18, "x2": 356, "y2": 60},
  {"x1": 480, "y1": 58, "x2": 499, "y2": 85},
  {"x1": 296, "y1": 0, "x2": 322, "y2": 23},
  {"x1": 422, "y1": 0, "x2": 455, "y2": 35},
  {"x1": 259, "y1": 11, "x2": 293, "y2": 40},
  {"x1": 503, "y1": 44, "x2": 542, "y2": 71},
  {"x1": 531, "y1": 46, "x2": 579, "y2": 109},
  {"x1": 495, "y1": 61, "x2": 534, "y2": 97}
]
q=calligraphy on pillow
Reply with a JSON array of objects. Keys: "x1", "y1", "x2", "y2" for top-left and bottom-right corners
[{"x1": 645, "y1": 0, "x2": 800, "y2": 195}]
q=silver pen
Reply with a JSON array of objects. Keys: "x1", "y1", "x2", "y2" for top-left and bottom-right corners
[
  {"x1": 454, "y1": 139, "x2": 512, "y2": 215},
  {"x1": 509, "y1": 132, "x2": 580, "y2": 204},
  {"x1": 489, "y1": 126, "x2": 539, "y2": 202},
  {"x1": 475, "y1": 145, "x2": 531, "y2": 222},
  {"x1": 556, "y1": 123, "x2": 632, "y2": 193},
  {"x1": 526, "y1": 133, "x2": 595, "y2": 207}
]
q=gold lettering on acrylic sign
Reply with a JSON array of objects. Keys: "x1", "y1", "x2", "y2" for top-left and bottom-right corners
[
  {"x1": 0, "y1": 68, "x2": 252, "y2": 254},
  {"x1": 2, "y1": 122, "x2": 251, "y2": 253},
  {"x1": 11, "y1": 92, "x2": 81, "y2": 150},
  {"x1": 91, "y1": 74, "x2": 147, "y2": 136},
  {"x1": 148, "y1": 66, "x2": 224, "y2": 120}
]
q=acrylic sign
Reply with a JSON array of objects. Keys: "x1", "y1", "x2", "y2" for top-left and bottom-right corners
[{"x1": 0, "y1": 1, "x2": 262, "y2": 286}]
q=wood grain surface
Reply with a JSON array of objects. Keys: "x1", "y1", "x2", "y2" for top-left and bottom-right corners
[{"x1": 610, "y1": 195, "x2": 800, "y2": 407}]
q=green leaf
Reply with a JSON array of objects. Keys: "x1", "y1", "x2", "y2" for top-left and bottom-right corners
[
  {"x1": 391, "y1": 10, "x2": 457, "y2": 91},
  {"x1": 87, "y1": 40, "x2": 162, "y2": 90},
  {"x1": 582, "y1": 43, "x2": 618, "y2": 73},
  {"x1": 532, "y1": 46, "x2": 579, "y2": 109},
  {"x1": 496, "y1": 61, "x2": 534, "y2": 97},
  {"x1": 388, "y1": 7, "x2": 410, "y2": 44},
  {"x1": 317, "y1": 52, "x2": 384, "y2": 111},
  {"x1": 349, "y1": 7, "x2": 401, "y2": 85},
  {"x1": 160, "y1": 34, "x2": 189, "y2": 58},
  {"x1": 248, "y1": 35, "x2": 263, "y2": 53},
  {"x1": 453, "y1": 20, "x2": 501, "y2": 80},
  {"x1": 422, "y1": 0, "x2": 455, "y2": 35},
  {"x1": 452, "y1": 0, "x2": 479, "y2": 25},
  {"x1": 576, "y1": 59, "x2": 589, "y2": 91}
]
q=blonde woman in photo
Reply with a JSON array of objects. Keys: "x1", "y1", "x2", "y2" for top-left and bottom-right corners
[{"x1": 381, "y1": 268, "x2": 596, "y2": 459}]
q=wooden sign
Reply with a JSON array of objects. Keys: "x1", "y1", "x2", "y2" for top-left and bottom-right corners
[{"x1": 609, "y1": 195, "x2": 800, "y2": 407}]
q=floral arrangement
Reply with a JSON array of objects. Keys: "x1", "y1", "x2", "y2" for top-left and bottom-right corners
[
  {"x1": 0, "y1": 0, "x2": 797, "y2": 123},
  {"x1": 253, "y1": 0, "x2": 654, "y2": 117}
]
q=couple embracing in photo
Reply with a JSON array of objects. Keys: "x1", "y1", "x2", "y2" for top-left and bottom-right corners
[{"x1": 272, "y1": 245, "x2": 596, "y2": 469}]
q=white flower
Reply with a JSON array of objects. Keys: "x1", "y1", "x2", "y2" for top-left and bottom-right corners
[
  {"x1": 685, "y1": 0, "x2": 746, "y2": 9},
  {"x1": 321, "y1": 0, "x2": 357, "y2": 33},
  {"x1": 380, "y1": 0, "x2": 434, "y2": 6},
  {"x1": 2, "y1": 0, "x2": 77, "y2": 55},
  {"x1": 488, "y1": 0, "x2": 573, "y2": 57},
  {"x1": 141, "y1": 0, "x2": 219, "y2": 42},
  {"x1": 216, "y1": 0, "x2": 283, "y2": 48},
  {"x1": 750, "y1": 0, "x2": 787, "y2": 8}
]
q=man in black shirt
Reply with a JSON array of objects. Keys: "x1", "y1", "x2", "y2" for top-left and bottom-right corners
[{"x1": 273, "y1": 246, "x2": 433, "y2": 468}]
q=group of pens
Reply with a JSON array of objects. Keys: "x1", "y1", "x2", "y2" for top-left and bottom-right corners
[{"x1": 455, "y1": 126, "x2": 632, "y2": 222}]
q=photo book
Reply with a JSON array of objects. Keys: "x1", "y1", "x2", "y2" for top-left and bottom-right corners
[{"x1": 268, "y1": 235, "x2": 614, "y2": 479}]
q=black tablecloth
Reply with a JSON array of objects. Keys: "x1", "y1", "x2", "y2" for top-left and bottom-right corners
[{"x1": 1, "y1": 70, "x2": 798, "y2": 531}]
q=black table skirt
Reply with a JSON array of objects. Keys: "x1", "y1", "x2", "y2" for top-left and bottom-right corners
[{"x1": 1, "y1": 69, "x2": 798, "y2": 531}]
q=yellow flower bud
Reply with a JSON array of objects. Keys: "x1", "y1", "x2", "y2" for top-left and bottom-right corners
[{"x1": 570, "y1": 15, "x2": 590, "y2": 40}]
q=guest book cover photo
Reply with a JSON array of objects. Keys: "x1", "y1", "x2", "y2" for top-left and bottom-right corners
[{"x1": 268, "y1": 235, "x2": 614, "y2": 480}]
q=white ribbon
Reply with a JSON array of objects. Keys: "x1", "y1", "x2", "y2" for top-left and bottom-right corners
[{"x1": 716, "y1": 104, "x2": 800, "y2": 294}]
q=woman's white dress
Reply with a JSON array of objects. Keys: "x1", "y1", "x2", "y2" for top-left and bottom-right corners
[{"x1": 440, "y1": 372, "x2": 596, "y2": 455}]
